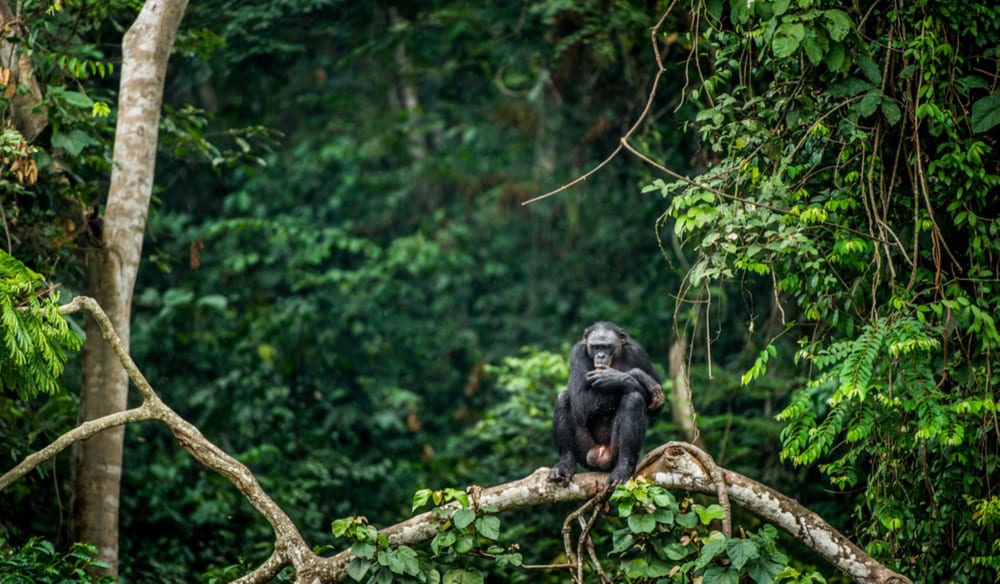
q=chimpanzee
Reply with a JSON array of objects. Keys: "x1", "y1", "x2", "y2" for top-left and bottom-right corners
[{"x1": 549, "y1": 321, "x2": 664, "y2": 488}]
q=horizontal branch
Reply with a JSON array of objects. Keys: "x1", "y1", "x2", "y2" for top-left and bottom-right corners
[
  {"x1": 314, "y1": 468, "x2": 603, "y2": 583},
  {"x1": 309, "y1": 444, "x2": 911, "y2": 584},
  {"x1": 8, "y1": 297, "x2": 911, "y2": 584}
]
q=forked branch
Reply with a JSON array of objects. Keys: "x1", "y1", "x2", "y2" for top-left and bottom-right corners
[{"x1": 1, "y1": 297, "x2": 911, "y2": 584}]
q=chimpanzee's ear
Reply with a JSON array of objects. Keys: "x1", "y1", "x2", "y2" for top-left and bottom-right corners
[
  {"x1": 583, "y1": 325, "x2": 594, "y2": 340},
  {"x1": 617, "y1": 327, "x2": 627, "y2": 340}
]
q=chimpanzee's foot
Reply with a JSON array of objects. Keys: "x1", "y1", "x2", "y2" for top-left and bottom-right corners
[
  {"x1": 549, "y1": 459, "x2": 577, "y2": 484},
  {"x1": 606, "y1": 465, "x2": 634, "y2": 490}
]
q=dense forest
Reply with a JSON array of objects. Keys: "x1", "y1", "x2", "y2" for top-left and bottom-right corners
[{"x1": 1, "y1": 0, "x2": 998, "y2": 583}]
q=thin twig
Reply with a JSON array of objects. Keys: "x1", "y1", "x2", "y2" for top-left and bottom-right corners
[
  {"x1": 520, "y1": 0, "x2": 678, "y2": 207},
  {"x1": 578, "y1": 493, "x2": 611, "y2": 584},
  {"x1": 561, "y1": 493, "x2": 606, "y2": 583}
]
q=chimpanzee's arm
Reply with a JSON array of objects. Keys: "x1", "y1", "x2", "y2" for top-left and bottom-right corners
[
  {"x1": 586, "y1": 367, "x2": 664, "y2": 413},
  {"x1": 626, "y1": 368, "x2": 665, "y2": 414}
]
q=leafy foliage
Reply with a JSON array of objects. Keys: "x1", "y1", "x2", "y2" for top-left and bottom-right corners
[
  {"x1": 11, "y1": 0, "x2": 992, "y2": 580},
  {"x1": 970, "y1": 495, "x2": 1000, "y2": 579},
  {"x1": 332, "y1": 487, "x2": 522, "y2": 584},
  {"x1": 608, "y1": 479, "x2": 823, "y2": 583},
  {"x1": 0, "y1": 251, "x2": 80, "y2": 398},
  {"x1": 652, "y1": 0, "x2": 1000, "y2": 579},
  {"x1": 0, "y1": 537, "x2": 113, "y2": 583}
]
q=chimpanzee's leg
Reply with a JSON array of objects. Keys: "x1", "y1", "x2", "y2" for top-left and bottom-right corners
[
  {"x1": 550, "y1": 391, "x2": 593, "y2": 483},
  {"x1": 606, "y1": 391, "x2": 648, "y2": 487}
]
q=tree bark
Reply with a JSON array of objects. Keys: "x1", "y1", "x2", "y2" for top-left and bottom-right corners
[
  {"x1": 668, "y1": 336, "x2": 701, "y2": 445},
  {"x1": 310, "y1": 446, "x2": 912, "y2": 584},
  {"x1": 70, "y1": 0, "x2": 188, "y2": 575},
  {"x1": 0, "y1": 0, "x2": 47, "y2": 141}
]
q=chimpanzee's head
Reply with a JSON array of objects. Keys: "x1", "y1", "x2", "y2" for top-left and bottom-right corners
[{"x1": 583, "y1": 321, "x2": 627, "y2": 370}]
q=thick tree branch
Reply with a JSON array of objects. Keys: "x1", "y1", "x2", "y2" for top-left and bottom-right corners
[
  {"x1": 314, "y1": 444, "x2": 909, "y2": 584},
  {"x1": 4, "y1": 296, "x2": 910, "y2": 584}
]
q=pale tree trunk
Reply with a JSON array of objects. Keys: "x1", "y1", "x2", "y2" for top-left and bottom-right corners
[{"x1": 70, "y1": 0, "x2": 188, "y2": 575}]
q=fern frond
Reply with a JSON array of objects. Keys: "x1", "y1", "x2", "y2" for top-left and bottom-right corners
[
  {"x1": 830, "y1": 321, "x2": 885, "y2": 406},
  {"x1": 0, "y1": 251, "x2": 82, "y2": 398}
]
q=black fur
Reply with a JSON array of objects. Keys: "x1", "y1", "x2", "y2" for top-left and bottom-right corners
[{"x1": 549, "y1": 321, "x2": 663, "y2": 488}]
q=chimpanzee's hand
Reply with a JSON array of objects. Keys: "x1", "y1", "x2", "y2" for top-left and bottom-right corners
[{"x1": 586, "y1": 367, "x2": 629, "y2": 390}]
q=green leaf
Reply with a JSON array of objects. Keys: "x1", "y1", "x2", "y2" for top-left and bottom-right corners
[
  {"x1": 702, "y1": 566, "x2": 740, "y2": 584},
  {"x1": 694, "y1": 504, "x2": 726, "y2": 525},
  {"x1": 726, "y1": 538, "x2": 760, "y2": 570},
  {"x1": 696, "y1": 532, "x2": 728, "y2": 569},
  {"x1": 352, "y1": 542, "x2": 376, "y2": 560},
  {"x1": 611, "y1": 530, "x2": 635, "y2": 554},
  {"x1": 386, "y1": 546, "x2": 420, "y2": 576},
  {"x1": 373, "y1": 567, "x2": 392, "y2": 584},
  {"x1": 858, "y1": 55, "x2": 882, "y2": 85},
  {"x1": 443, "y1": 568, "x2": 484, "y2": 584},
  {"x1": 452, "y1": 508, "x2": 476, "y2": 530},
  {"x1": 772, "y1": 0, "x2": 791, "y2": 16},
  {"x1": 431, "y1": 530, "x2": 457, "y2": 555},
  {"x1": 881, "y1": 98, "x2": 902, "y2": 126},
  {"x1": 676, "y1": 510, "x2": 698, "y2": 528},
  {"x1": 802, "y1": 28, "x2": 828, "y2": 66},
  {"x1": 651, "y1": 489, "x2": 676, "y2": 508},
  {"x1": 828, "y1": 77, "x2": 872, "y2": 98},
  {"x1": 61, "y1": 90, "x2": 94, "y2": 108},
  {"x1": 627, "y1": 513, "x2": 658, "y2": 534},
  {"x1": 971, "y1": 94, "x2": 1000, "y2": 133},
  {"x1": 51, "y1": 129, "x2": 97, "y2": 157},
  {"x1": 412, "y1": 489, "x2": 431, "y2": 512},
  {"x1": 623, "y1": 558, "x2": 653, "y2": 579},
  {"x1": 858, "y1": 93, "x2": 881, "y2": 118},
  {"x1": 662, "y1": 543, "x2": 690, "y2": 561},
  {"x1": 748, "y1": 558, "x2": 786, "y2": 583},
  {"x1": 454, "y1": 535, "x2": 475, "y2": 554},
  {"x1": 474, "y1": 515, "x2": 501, "y2": 540},
  {"x1": 345, "y1": 557, "x2": 370, "y2": 581},
  {"x1": 824, "y1": 42, "x2": 846, "y2": 70},
  {"x1": 444, "y1": 488, "x2": 469, "y2": 508},
  {"x1": 772, "y1": 22, "x2": 805, "y2": 58},
  {"x1": 652, "y1": 508, "x2": 675, "y2": 527},
  {"x1": 706, "y1": 0, "x2": 724, "y2": 21},
  {"x1": 496, "y1": 551, "x2": 523, "y2": 568},
  {"x1": 822, "y1": 9, "x2": 853, "y2": 41},
  {"x1": 196, "y1": 294, "x2": 228, "y2": 310}
]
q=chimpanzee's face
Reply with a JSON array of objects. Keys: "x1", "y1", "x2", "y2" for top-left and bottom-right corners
[{"x1": 585, "y1": 324, "x2": 625, "y2": 369}]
